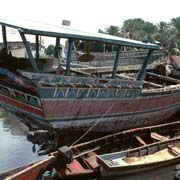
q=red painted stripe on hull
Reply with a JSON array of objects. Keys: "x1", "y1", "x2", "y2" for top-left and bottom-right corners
[
  {"x1": 41, "y1": 93, "x2": 180, "y2": 119},
  {"x1": 0, "y1": 95, "x2": 44, "y2": 117}
]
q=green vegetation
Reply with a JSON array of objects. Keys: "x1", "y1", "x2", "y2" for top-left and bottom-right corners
[{"x1": 99, "y1": 17, "x2": 180, "y2": 54}]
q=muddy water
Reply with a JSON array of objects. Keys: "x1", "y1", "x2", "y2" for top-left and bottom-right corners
[{"x1": 0, "y1": 109, "x2": 47, "y2": 173}]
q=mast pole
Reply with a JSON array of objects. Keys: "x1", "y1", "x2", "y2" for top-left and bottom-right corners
[
  {"x1": 55, "y1": 37, "x2": 60, "y2": 58},
  {"x1": 137, "y1": 49, "x2": 153, "y2": 81},
  {"x1": 112, "y1": 45, "x2": 121, "y2": 79},
  {"x1": 35, "y1": 35, "x2": 39, "y2": 60},
  {"x1": 2, "y1": 25, "x2": 8, "y2": 54},
  {"x1": 65, "y1": 39, "x2": 73, "y2": 76},
  {"x1": 19, "y1": 30, "x2": 39, "y2": 72}
]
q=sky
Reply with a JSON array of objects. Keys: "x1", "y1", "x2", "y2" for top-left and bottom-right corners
[{"x1": 0, "y1": 0, "x2": 179, "y2": 45}]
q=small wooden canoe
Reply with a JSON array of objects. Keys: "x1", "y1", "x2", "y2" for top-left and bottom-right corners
[{"x1": 97, "y1": 137, "x2": 180, "y2": 177}]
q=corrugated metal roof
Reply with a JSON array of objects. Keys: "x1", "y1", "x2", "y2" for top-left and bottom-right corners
[{"x1": 0, "y1": 18, "x2": 160, "y2": 50}]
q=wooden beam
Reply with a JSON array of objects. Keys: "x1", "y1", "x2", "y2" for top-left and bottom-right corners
[
  {"x1": 116, "y1": 74, "x2": 163, "y2": 88},
  {"x1": 168, "y1": 146, "x2": 180, "y2": 155},
  {"x1": 151, "y1": 132, "x2": 169, "y2": 141},
  {"x1": 75, "y1": 64, "x2": 157, "y2": 75},
  {"x1": 61, "y1": 66, "x2": 92, "y2": 76},
  {"x1": 19, "y1": 30, "x2": 39, "y2": 72},
  {"x1": 112, "y1": 45, "x2": 121, "y2": 79},
  {"x1": 35, "y1": 35, "x2": 39, "y2": 59},
  {"x1": 55, "y1": 37, "x2": 60, "y2": 58},
  {"x1": 147, "y1": 72, "x2": 180, "y2": 84},
  {"x1": 137, "y1": 49, "x2": 153, "y2": 81},
  {"x1": 135, "y1": 136, "x2": 147, "y2": 146},
  {"x1": 2, "y1": 25, "x2": 8, "y2": 53},
  {"x1": 65, "y1": 39, "x2": 73, "y2": 76}
]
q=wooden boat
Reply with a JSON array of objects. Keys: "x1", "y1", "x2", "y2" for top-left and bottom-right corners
[
  {"x1": 97, "y1": 137, "x2": 180, "y2": 177},
  {"x1": 0, "y1": 18, "x2": 180, "y2": 136},
  {"x1": 4, "y1": 121, "x2": 180, "y2": 180},
  {"x1": 72, "y1": 49, "x2": 166, "y2": 67}
]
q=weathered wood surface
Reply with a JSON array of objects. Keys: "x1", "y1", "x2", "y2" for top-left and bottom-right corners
[
  {"x1": 151, "y1": 132, "x2": 169, "y2": 141},
  {"x1": 76, "y1": 64, "x2": 158, "y2": 74},
  {"x1": 147, "y1": 72, "x2": 180, "y2": 84},
  {"x1": 116, "y1": 74, "x2": 164, "y2": 88}
]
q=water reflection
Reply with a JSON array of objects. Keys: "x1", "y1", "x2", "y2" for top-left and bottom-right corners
[{"x1": 0, "y1": 108, "x2": 47, "y2": 173}]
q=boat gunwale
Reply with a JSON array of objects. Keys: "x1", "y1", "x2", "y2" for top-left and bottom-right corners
[{"x1": 97, "y1": 136, "x2": 180, "y2": 171}]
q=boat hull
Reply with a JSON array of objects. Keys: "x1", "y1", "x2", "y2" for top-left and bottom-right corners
[
  {"x1": 0, "y1": 70, "x2": 179, "y2": 132},
  {"x1": 0, "y1": 86, "x2": 179, "y2": 133},
  {"x1": 100, "y1": 156, "x2": 180, "y2": 177}
]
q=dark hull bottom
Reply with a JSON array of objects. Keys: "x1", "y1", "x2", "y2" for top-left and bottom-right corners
[
  {"x1": 1, "y1": 102, "x2": 179, "y2": 145},
  {"x1": 51, "y1": 108, "x2": 180, "y2": 145},
  {"x1": 51, "y1": 106, "x2": 180, "y2": 133}
]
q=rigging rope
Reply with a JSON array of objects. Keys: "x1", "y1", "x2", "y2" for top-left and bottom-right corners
[{"x1": 71, "y1": 104, "x2": 114, "y2": 146}]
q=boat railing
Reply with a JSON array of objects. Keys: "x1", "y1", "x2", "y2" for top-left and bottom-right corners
[
  {"x1": 18, "y1": 70, "x2": 144, "y2": 89},
  {"x1": 71, "y1": 121, "x2": 180, "y2": 158},
  {"x1": 127, "y1": 137, "x2": 180, "y2": 157},
  {"x1": 142, "y1": 83, "x2": 180, "y2": 93},
  {"x1": 97, "y1": 136, "x2": 180, "y2": 169}
]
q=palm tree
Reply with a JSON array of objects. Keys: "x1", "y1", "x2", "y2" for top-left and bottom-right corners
[
  {"x1": 155, "y1": 21, "x2": 169, "y2": 47},
  {"x1": 157, "y1": 21, "x2": 168, "y2": 34},
  {"x1": 121, "y1": 18, "x2": 145, "y2": 40},
  {"x1": 105, "y1": 25, "x2": 120, "y2": 36},
  {"x1": 142, "y1": 22, "x2": 158, "y2": 42},
  {"x1": 171, "y1": 17, "x2": 180, "y2": 38},
  {"x1": 169, "y1": 17, "x2": 180, "y2": 50},
  {"x1": 105, "y1": 25, "x2": 120, "y2": 51}
]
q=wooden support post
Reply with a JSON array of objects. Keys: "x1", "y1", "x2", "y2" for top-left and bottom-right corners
[
  {"x1": 35, "y1": 35, "x2": 39, "y2": 60},
  {"x1": 65, "y1": 39, "x2": 73, "y2": 76},
  {"x1": 112, "y1": 45, "x2": 121, "y2": 79},
  {"x1": 19, "y1": 30, "x2": 39, "y2": 72},
  {"x1": 55, "y1": 37, "x2": 60, "y2": 58},
  {"x1": 137, "y1": 49, "x2": 153, "y2": 81},
  {"x1": 2, "y1": 25, "x2": 8, "y2": 53}
]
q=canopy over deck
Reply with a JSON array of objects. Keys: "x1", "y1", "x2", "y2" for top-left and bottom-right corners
[{"x1": 0, "y1": 18, "x2": 159, "y2": 50}]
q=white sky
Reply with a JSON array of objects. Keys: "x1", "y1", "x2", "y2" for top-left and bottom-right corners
[{"x1": 0, "y1": 0, "x2": 179, "y2": 46}]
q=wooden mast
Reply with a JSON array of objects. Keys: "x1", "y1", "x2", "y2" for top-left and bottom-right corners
[
  {"x1": 19, "y1": 30, "x2": 39, "y2": 72},
  {"x1": 1, "y1": 25, "x2": 8, "y2": 54},
  {"x1": 137, "y1": 49, "x2": 154, "y2": 81},
  {"x1": 65, "y1": 39, "x2": 73, "y2": 76},
  {"x1": 112, "y1": 45, "x2": 121, "y2": 79}
]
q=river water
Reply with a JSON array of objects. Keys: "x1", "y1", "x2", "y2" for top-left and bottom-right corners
[
  {"x1": 0, "y1": 108, "x2": 179, "y2": 179},
  {"x1": 0, "y1": 108, "x2": 46, "y2": 174}
]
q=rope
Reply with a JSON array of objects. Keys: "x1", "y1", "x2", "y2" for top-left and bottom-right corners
[{"x1": 71, "y1": 104, "x2": 114, "y2": 146}]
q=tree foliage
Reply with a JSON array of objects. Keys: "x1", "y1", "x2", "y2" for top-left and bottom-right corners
[
  {"x1": 102, "y1": 17, "x2": 180, "y2": 53},
  {"x1": 105, "y1": 25, "x2": 120, "y2": 36}
]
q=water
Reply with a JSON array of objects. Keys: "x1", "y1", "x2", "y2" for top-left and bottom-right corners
[{"x1": 0, "y1": 109, "x2": 46, "y2": 173}]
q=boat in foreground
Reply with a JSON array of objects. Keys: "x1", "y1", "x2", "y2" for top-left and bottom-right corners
[
  {"x1": 5, "y1": 121, "x2": 180, "y2": 180},
  {"x1": 0, "y1": 18, "x2": 179, "y2": 135},
  {"x1": 98, "y1": 137, "x2": 180, "y2": 177}
]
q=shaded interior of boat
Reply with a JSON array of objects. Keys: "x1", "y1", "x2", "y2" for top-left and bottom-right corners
[{"x1": 0, "y1": 46, "x2": 179, "y2": 89}]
